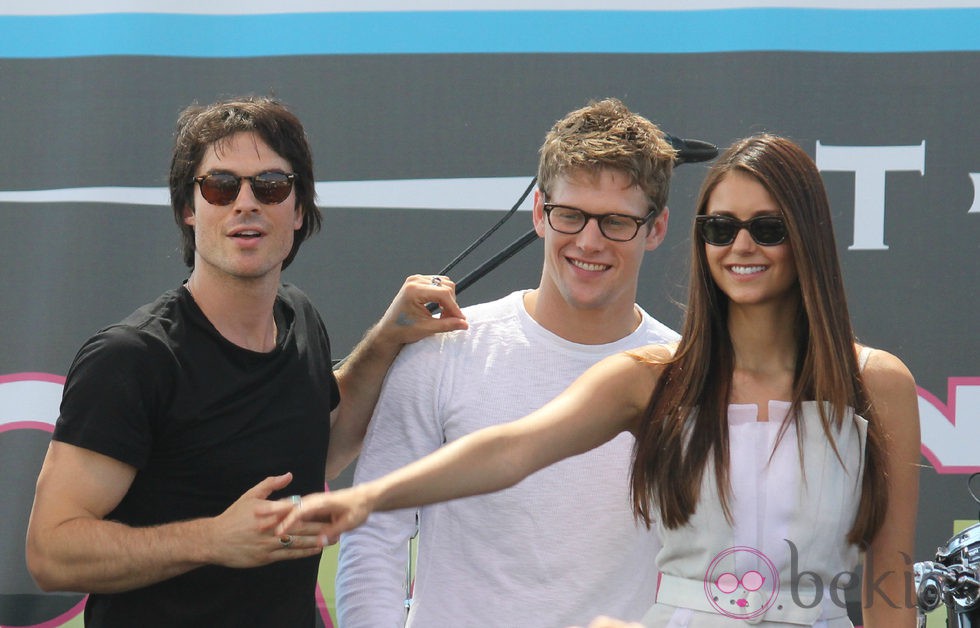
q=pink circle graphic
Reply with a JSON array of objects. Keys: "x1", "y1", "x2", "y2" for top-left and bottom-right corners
[
  {"x1": 704, "y1": 546, "x2": 779, "y2": 620},
  {"x1": 0, "y1": 373, "x2": 88, "y2": 627}
]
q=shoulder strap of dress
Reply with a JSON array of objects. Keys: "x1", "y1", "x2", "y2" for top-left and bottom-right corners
[{"x1": 857, "y1": 345, "x2": 874, "y2": 372}]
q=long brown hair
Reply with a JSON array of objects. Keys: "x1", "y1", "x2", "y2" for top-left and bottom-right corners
[{"x1": 630, "y1": 134, "x2": 887, "y2": 546}]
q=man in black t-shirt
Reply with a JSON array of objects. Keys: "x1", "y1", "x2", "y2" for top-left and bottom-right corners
[{"x1": 24, "y1": 96, "x2": 467, "y2": 627}]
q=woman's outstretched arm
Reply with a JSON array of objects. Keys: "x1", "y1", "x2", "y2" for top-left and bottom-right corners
[{"x1": 274, "y1": 348, "x2": 665, "y2": 541}]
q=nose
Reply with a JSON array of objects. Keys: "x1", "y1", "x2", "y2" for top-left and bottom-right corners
[
  {"x1": 729, "y1": 225, "x2": 757, "y2": 252},
  {"x1": 574, "y1": 216, "x2": 606, "y2": 250},
  {"x1": 232, "y1": 179, "x2": 261, "y2": 213}
]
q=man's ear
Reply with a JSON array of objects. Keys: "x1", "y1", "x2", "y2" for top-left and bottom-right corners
[
  {"x1": 293, "y1": 201, "x2": 303, "y2": 230},
  {"x1": 183, "y1": 205, "x2": 195, "y2": 226},
  {"x1": 532, "y1": 189, "x2": 547, "y2": 238},
  {"x1": 644, "y1": 206, "x2": 669, "y2": 251}
]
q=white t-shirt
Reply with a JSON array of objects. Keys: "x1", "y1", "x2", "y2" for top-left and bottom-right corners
[{"x1": 336, "y1": 290, "x2": 679, "y2": 628}]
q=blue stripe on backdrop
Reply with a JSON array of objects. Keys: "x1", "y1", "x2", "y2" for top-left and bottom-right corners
[{"x1": 0, "y1": 8, "x2": 978, "y2": 58}]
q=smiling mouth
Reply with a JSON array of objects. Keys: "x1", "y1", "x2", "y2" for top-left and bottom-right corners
[
  {"x1": 730, "y1": 265, "x2": 766, "y2": 275},
  {"x1": 569, "y1": 259, "x2": 610, "y2": 272}
]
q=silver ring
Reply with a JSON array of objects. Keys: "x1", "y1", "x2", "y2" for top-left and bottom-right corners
[
  {"x1": 290, "y1": 494, "x2": 302, "y2": 508},
  {"x1": 430, "y1": 276, "x2": 442, "y2": 286},
  {"x1": 278, "y1": 535, "x2": 294, "y2": 548}
]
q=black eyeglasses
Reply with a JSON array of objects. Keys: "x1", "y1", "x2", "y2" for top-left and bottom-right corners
[
  {"x1": 696, "y1": 215, "x2": 788, "y2": 246},
  {"x1": 543, "y1": 203, "x2": 656, "y2": 242},
  {"x1": 192, "y1": 171, "x2": 296, "y2": 206}
]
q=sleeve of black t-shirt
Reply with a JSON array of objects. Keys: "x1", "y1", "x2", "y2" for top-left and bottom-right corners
[{"x1": 53, "y1": 324, "x2": 174, "y2": 470}]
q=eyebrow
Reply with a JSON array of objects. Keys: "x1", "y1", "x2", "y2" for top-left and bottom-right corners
[
  {"x1": 545, "y1": 202, "x2": 649, "y2": 217},
  {"x1": 199, "y1": 168, "x2": 290, "y2": 175},
  {"x1": 705, "y1": 209, "x2": 782, "y2": 217}
]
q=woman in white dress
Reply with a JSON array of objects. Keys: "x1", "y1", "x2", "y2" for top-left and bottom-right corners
[{"x1": 275, "y1": 134, "x2": 920, "y2": 628}]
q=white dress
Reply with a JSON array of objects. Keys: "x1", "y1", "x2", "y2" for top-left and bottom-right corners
[{"x1": 642, "y1": 394, "x2": 869, "y2": 628}]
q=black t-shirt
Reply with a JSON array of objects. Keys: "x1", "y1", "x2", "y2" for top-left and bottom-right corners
[{"x1": 54, "y1": 284, "x2": 339, "y2": 627}]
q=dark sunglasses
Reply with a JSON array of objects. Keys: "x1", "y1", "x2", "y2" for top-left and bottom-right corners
[
  {"x1": 696, "y1": 215, "x2": 788, "y2": 246},
  {"x1": 192, "y1": 171, "x2": 296, "y2": 206}
]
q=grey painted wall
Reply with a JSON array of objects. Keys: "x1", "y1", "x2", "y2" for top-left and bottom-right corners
[{"x1": 1, "y1": 45, "x2": 977, "y2": 626}]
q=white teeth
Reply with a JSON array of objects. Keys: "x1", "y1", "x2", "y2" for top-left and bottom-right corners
[
  {"x1": 570, "y1": 259, "x2": 609, "y2": 272},
  {"x1": 731, "y1": 265, "x2": 766, "y2": 275},
  {"x1": 236, "y1": 231, "x2": 260, "y2": 237}
]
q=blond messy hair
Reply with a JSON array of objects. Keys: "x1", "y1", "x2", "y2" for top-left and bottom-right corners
[{"x1": 537, "y1": 98, "x2": 676, "y2": 216}]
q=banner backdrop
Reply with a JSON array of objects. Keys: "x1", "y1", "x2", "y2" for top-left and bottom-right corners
[{"x1": 1, "y1": 3, "x2": 978, "y2": 626}]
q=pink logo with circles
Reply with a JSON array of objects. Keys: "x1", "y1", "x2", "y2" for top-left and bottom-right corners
[{"x1": 704, "y1": 546, "x2": 779, "y2": 620}]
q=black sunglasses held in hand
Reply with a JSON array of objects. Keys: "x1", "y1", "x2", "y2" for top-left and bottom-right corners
[
  {"x1": 696, "y1": 215, "x2": 788, "y2": 246},
  {"x1": 193, "y1": 171, "x2": 296, "y2": 206}
]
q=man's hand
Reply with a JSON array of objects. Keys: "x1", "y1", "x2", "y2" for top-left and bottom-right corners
[
  {"x1": 206, "y1": 473, "x2": 324, "y2": 567},
  {"x1": 326, "y1": 274, "x2": 468, "y2": 478},
  {"x1": 270, "y1": 486, "x2": 374, "y2": 547},
  {"x1": 372, "y1": 274, "x2": 468, "y2": 349}
]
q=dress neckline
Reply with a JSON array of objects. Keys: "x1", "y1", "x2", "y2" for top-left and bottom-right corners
[{"x1": 728, "y1": 400, "x2": 793, "y2": 425}]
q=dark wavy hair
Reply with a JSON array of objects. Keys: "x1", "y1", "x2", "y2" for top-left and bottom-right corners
[{"x1": 168, "y1": 96, "x2": 321, "y2": 269}]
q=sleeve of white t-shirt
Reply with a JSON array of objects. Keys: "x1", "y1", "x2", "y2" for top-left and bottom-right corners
[{"x1": 335, "y1": 335, "x2": 450, "y2": 628}]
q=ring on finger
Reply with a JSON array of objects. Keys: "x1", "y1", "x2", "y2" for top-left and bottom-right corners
[
  {"x1": 278, "y1": 535, "x2": 294, "y2": 548},
  {"x1": 430, "y1": 276, "x2": 442, "y2": 286},
  {"x1": 290, "y1": 494, "x2": 302, "y2": 508}
]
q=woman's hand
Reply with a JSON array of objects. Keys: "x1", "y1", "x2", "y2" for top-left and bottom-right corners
[{"x1": 271, "y1": 485, "x2": 375, "y2": 546}]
